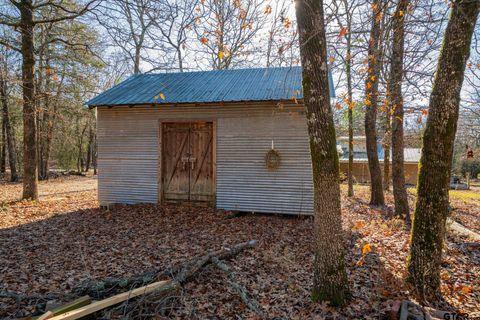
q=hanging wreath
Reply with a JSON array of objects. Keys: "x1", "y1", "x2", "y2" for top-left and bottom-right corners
[{"x1": 265, "y1": 149, "x2": 281, "y2": 170}]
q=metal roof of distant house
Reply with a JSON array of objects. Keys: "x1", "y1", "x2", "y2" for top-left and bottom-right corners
[
  {"x1": 338, "y1": 147, "x2": 421, "y2": 163},
  {"x1": 403, "y1": 148, "x2": 421, "y2": 163},
  {"x1": 86, "y1": 66, "x2": 335, "y2": 107}
]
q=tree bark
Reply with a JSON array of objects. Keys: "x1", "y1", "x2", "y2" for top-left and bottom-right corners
[
  {"x1": 390, "y1": 0, "x2": 410, "y2": 220},
  {"x1": 364, "y1": 0, "x2": 384, "y2": 206},
  {"x1": 134, "y1": 45, "x2": 141, "y2": 74},
  {"x1": 0, "y1": 63, "x2": 18, "y2": 182},
  {"x1": 85, "y1": 126, "x2": 93, "y2": 172},
  {"x1": 93, "y1": 132, "x2": 97, "y2": 175},
  {"x1": 295, "y1": 0, "x2": 349, "y2": 306},
  {"x1": 1, "y1": 114, "x2": 5, "y2": 174},
  {"x1": 20, "y1": 0, "x2": 39, "y2": 200},
  {"x1": 383, "y1": 118, "x2": 390, "y2": 191},
  {"x1": 345, "y1": 9, "x2": 354, "y2": 198},
  {"x1": 407, "y1": 0, "x2": 479, "y2": 301}
]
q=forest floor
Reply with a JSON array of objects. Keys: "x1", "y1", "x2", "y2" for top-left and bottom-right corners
[{"x1": 0, "y1": 176, "x2": 479, "y2": 319}]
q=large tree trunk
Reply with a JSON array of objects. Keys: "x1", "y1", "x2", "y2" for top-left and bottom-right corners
[
  {"x1": 0, "y1": 64, "x2": 18, "y2": 182},
  {"x1": 364, "y1": 0, "x2": 384, "y2": 206},
  {"x1": 20, "y1": 0, "x2": 39, "y2": 200},
  {"x1": 407, "y1": 0, "x2": 479, "y2": 301},
  {"x1": 295, "y1": 0, "x2": 349, "y2": 306},
  {"x1": 390, "y1": 0, "x2": 410, "y2": 221}
]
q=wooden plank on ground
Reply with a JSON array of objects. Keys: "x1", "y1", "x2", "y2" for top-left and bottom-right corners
[
  {"x1": 48, "y1": 280, "x2": 171, "y2": 320},
  {"x1": 35, "y1": 296, "x2": 91, "y2": 320}
]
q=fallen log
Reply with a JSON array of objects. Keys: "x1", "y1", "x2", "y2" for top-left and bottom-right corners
[{"x1": 446, "y1": 218, "x2": 480, "y2": 241}]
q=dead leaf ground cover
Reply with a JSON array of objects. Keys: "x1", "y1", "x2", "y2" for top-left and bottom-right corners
[{"x1": 0, "y1": 177, "x2": 479, "y2": 319}]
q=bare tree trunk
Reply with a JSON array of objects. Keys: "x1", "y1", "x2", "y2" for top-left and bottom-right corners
[
  {"x1": 42, "y1": 68, "x2": 64, "y2": 181},
  {"x1": 37, "y1": 42, "x2": 49, "y2": 181},
  {"x1": 85, "y1": 126, "x2": 93, "y2": 172},
  {"x1": 0, "y1": 64, "x2": 18, "y2": 182},
  {"x1": 390, "y1": 0, "x2": 410, "y2": 220},
  {"x1": 1, "y1": 116, "x2": 5, "y2": 174},
  {"x1": 93, "y1": 132, "x2": 97, "y2": 175},
  {"x1": 20, "y1": 0, "x2": 39, "y2": 200},
  {"x1": 76, "y1": 122, "x2": 87, "y2": 173},
  {"x1": 295, "y1": 0, "x2": 349, "y2": 306},
  {"x1": 407, "y1": 0, "x2": 479, "y2": 301},
  {"x1": 345, "y1": 17, "x2": 354, "y2": 197},
  {"x1": 134, "y1": 45, "x2": 141, "y2": 74},
  {"x1": 177, "y1": 48, "x2": 183, "y2": 72},
  {"x1": 383, "y1": 113, "x2": 390, "y2": 191},
  {"x1": 364, "y1": 0, "x2": 384, "y2": 206}
]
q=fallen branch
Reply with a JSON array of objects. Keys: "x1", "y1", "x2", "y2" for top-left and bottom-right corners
[
  {"x1": 40, "y1": 240, "x2": 259, "y2": 319},
  {"x1": 73, "y1": 239, "x2": 258, "y2": 299},
  {"x1": 447, "y1": 218, "x2": 480, "y2": 241},
  {"x1": 211, "y1": 256, "x2": 265, "y2": 318}
]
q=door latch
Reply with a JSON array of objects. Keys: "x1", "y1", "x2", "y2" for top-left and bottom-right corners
[
  {"x1": 189, "y1": 157, "x2": 197, "y2": 170},
  {"x1": 181, "y1": 156, "x2": 189, "y2": 171}
]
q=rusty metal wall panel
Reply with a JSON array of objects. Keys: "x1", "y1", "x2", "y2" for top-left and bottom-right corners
[{"x1": 97, "y1": 105, "x2": 314, "y2": 215}]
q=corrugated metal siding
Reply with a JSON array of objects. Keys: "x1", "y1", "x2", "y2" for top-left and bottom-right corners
[
  {"x1": 87, "y1": 66, "x2": 335, "y2": 107},
  {"x1": 97, "y1": 104, "x2": 314, "y2": 215},
  {"x1": 217, "y1": 115, "x2": 313, "y2": 215},
  {"x1": 97, "y1": 109, "x2": 159, "y2": 204}
]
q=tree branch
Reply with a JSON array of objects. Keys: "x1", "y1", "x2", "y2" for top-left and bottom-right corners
[{"x1": 33, "y1": 0, "x2": 99, "y2": 25}]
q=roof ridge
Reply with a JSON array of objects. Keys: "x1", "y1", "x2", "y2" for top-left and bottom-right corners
[{"x1": 141, "y1": 66, "x2": 301, "y2": 77}]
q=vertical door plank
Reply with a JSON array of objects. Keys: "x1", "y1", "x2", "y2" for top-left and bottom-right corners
[
  {"x1": 162, "y1": 123, "x2": 190, "y2": 201},
  {"x1": 189, "y1": 122, "x2": 215, "y2": 202}
]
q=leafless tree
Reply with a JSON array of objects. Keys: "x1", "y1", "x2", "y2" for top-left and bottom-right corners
[
  {"x1": 147, "y1": 0, "x2": 198, "y2": 72},
  {"x1": 95, "y1": 0, "x2": 158, "y2": 74},
  {"x1": 193, "y1": 0, "x2": 269, "y2": 69},
  {"x1": 364, "y1": 0, "x2": 385, "y2": 206},
  {"x1": 263, "y1": 0, "x2": 298, "y2": 67}
]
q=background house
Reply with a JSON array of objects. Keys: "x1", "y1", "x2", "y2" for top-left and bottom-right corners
[
  {"x1": 337, "y1": 136, "x2": 421, "y2": 185},
  {"x1": 87, "y1": 66, "x2": 335, "y2": 215}
]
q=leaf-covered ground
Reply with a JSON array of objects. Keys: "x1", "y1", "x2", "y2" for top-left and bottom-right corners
[{"x1": 1, "y1": 176, "x2": 479, "y2": 319}]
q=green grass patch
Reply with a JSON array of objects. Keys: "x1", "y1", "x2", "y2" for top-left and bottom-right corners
[
  {"x1": 449, "y1": 189, "x2": 480, "y2": 202},
  {"x1": 407, "y1": 187, "x2": 480, "y2": 203}
]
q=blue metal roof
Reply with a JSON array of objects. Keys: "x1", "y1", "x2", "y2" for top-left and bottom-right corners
[{"x1": 86, "y1": 66, "x2": 335, "y2": 107}]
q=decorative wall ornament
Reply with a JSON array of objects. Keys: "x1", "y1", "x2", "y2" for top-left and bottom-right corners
[{"x1": 265, "y1": 149, "x2": 281, "y2": 170}]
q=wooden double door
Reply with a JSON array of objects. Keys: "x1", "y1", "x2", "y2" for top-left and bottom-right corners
[{"x1": 161, "y1": 122, "x2": 215, "y2": 203}]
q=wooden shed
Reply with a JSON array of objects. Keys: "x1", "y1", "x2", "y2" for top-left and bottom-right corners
[
  {"x1": 87, "y1": 67, "x2": 335, "y2": 215},
  {"x1": 337, "y1": 136, "x2": 421, "y2": 185}
]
